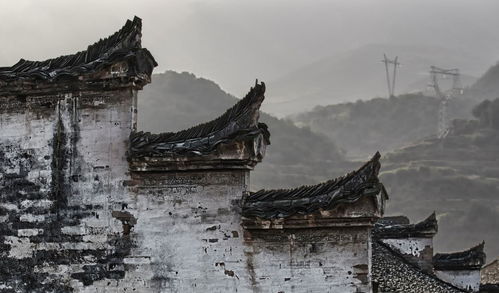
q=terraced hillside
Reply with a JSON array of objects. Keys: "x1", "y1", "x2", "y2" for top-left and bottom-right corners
[{"x1": 380, "y1": 99, "x2": 499, "y2": 259}]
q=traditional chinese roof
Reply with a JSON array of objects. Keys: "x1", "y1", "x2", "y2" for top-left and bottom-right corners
[
  {"x1": 241, "y1": 152, "x2": 387, "y2": 219},
  {"x1": 434, "y1": 242, "x2": 486, "y2": 270},
  {"x1": 373, "y1": 240, "x2": 467, "y2": 293},
  {"x1": 0, "y1": 16, "x2": 156, "y2": 85},
  {"x1": 129, "y1": 81, "x2": 269, "y2": 158},
  {"x1": 374, "y1": 212, "x2": 438, "y2": 238},
  {"x1": 376, "y1": 215, "x2": 410, "y2": 226},
  {"x1": 482, "y1": 259, "x2": 499, "y2": 285}
]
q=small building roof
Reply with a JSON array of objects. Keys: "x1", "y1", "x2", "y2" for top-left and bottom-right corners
[
  {"x1": 374, "y1": 212, "x2": 438, "y2": 239},
  {"x1": 373, "y1": 240, "x2": 467, "y2": 293},
  {"x1": 241, "y1": 152, "x2": 387, "y2": 219},
  {"x1": 482, "y1": 259, "x2": 499, "y2": 285},
  {"x1": 129, "y1": 81, "x2": 268, "y2": 158},
  {"x1": 0, "y1": 16, "x2": 156, "y2": 85},
  {"x1": 377, "y1": 215, "x2": 410, "y2": 225},
  {"x1": 434, "y1": 242, "x2": 486, "y2": 271}
]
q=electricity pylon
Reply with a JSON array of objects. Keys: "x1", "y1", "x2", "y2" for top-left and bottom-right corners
[
  {"x1": 429, "y1": 66, "x2": 462, "y2": 138},
  {"x1": 382, "y1": 54, "x2": 400, "y2": 97}
]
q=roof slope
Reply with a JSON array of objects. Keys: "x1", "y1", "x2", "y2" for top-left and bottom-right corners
[
  {"x1": 0, "y1": 16, "x2": 156, "y2": 82},
  {"x1": 373, "y1": 240, "x2": 467, "y2": 293},
  {"x1": 129, "y1": 81, "x2": 269, "y2": 157},
  {"x1": 434, "y1": 242, "x2": 486, "y2": 270},
  {"x1": 242, "y1": 152, "x2": 386, "y2": 219},
  {"x1": 374, "y1": 212, "x2": 438, "y2": 238},
  {"x1": 482, "y1": 259, "x2": 499, "y2": 285}
]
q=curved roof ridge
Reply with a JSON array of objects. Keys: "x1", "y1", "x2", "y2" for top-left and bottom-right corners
[
  {"x1": 434, "y1": 241, "x2": 486, "y2": 270},
  {"x1": 249, "y1": 151, "x2": 381, "y2": 201},
  {"x1": 0, "y1": 16, "x2": 157, "y2": 82},
  {"x1": 241, "y1": 152, "x2": 386, "y2": 219},
  {"x1": 129, "y1": 81, "x2": 268, "y2": 157},
  {"x1": 374, "y1": 211, "x2": 438, "y2": 238},
  {"x1": 434, "y1": 241, "x2": 485, "y2": 259}
]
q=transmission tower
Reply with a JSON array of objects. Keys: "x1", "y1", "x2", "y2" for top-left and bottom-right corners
[
  {"x1": 381, "y1": 54, "x2": 400, "y2": 97},
  {"x1": 429, "y1": 66, "x2": 462, "y2": 138}
]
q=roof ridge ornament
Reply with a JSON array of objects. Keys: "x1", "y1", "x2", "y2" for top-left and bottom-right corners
[
  {"x1": 434, "y1": 241, "x2": 486, "y2": 270},
  {"x1": 374, "y1": 211, "x2": 438, "y2": 239},
  {"x1": 241, "y1": 152, "x2": 387, "y2": 220},
  {"x1": 0, "y1": 16, "x2": 157, "y2": 86},
  {"x1": 129, "y1": 81, "x2": 268, "y2": 157}
]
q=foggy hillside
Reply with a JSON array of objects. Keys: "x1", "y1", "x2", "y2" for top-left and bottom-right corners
[
  {"x1": 287, "y1": 59, "x2": 499, "y2": 159},
  {"x1": 380, "y1": 98, "x2": 499, "y2": 260},
  {"x1": 470, "y1": 61, "x2": 499, "y2": 101},
  {"x1": 263, "y1": 44, "x2": 485, "y2": 117},
  {"x1": 138, "y1": 71, "x2": 353, "y2": 190},
  {"x1": 289, "y1": 94, "x2": 476, "y2": 159}
]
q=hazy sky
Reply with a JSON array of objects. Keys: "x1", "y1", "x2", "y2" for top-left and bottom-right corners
[{"x1": 2, "y1": 0, "x2": 499, "y2": 95}]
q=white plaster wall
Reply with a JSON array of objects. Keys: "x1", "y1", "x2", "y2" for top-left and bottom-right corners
[
  {"x1": 435, "y1": 269, "x2": 481, "y2": 292},
  {"x1": 107, "y1": 170, "x2": 373, "y2": 293},
  {"x1": 382, "y1": 238, "x2": 431, "y2": 258},
  {"x1": 1, "y1": 90, "x2": 374, "y2": 293}
]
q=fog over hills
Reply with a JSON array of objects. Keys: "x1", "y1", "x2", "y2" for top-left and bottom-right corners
[
  {"x1": 289, "y1": 59, "x2": 499, "y2": 159},
  {"x1": 289, "y1": 94, "x2": 479, "y2": 159},
  {"x1": 264, "y1": 44, "x2": 485, "y2": 117},
  {"x1": 381, "y1": 98, "x2": 499, "y2": 260},
  {"x1": 469, "y1": 61, "x2": 499, "y2": 101}
]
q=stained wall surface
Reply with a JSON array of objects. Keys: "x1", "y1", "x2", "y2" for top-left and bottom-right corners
[
  {"x1": 0, "y1": 89, "x2": 374, "y2": 292},
  {"x1": 123, "y1": 170, "x2": 374, "y2": 292},
  {"x1": 435, "y1": 269, "x2": 481, "y2": 292},
  {"x1": 381, "y1": 237, "x2": 433, "y2": 273},
  {"x1": 0, "y1": 90, "x2": 138, "y2": 292}
]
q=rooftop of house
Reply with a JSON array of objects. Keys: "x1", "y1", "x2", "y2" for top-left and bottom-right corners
[
  {"x1": 374, "y1": 212, "x2": 438, "y2": 239},
  {"x1": 434, "y1": 242, "x2": 486, "y2": 271},
  {"x1": 0, "y1": 16, "x2": 157, "y2": 92},
  {"x1": 373, "y1": 240, "x2": 467, "y2": 293},
  {"x1": 482, "y1": 259, "x2": 499, "y2": 285},
  {"x1": 128, "y1": 81, "x2": 269, "y2": 171},
  {"x1": 241, "y1": 152, "x2": 387, "y2": 220}
]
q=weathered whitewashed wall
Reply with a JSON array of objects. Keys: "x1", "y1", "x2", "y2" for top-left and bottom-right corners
[
  {"x1": 381, "y1": 237, "x2": 433, "y2": 273},
  {"x1": 119, "y1": 170, "x2": 374, "y2": 292},
  {"x1": 435, "y1": 269, "x2": 481, "y2": 292},
  {"x1": 0, "y1": 89, "x2": 374, "y2": 292},
  {"x1": 0, "y1": 90, "x2": 138, "y2": 292}
]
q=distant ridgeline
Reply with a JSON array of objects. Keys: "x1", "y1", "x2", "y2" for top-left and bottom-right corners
[
  {"x1": 289, "y1": 93, "x2": 477, "y2": 158},
  {"x1": 0, "y1": 16, "x2": 492, "y2": 293}
]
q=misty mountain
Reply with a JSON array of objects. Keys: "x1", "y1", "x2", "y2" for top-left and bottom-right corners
[
  {"x1": 380, "y1": 98, "x2": 499, "y2": 260},
  {"x1": 470, "y1": 61, "x2": 499, "y2": 101},
  {"x1": 289, "y1": 93, "x2": 477, "y2": 159},
  {"x1": 138, "y1": 71, "x2": 351, "y2": 190},
  {"x1": 263, "y1": 44, "x2": 486, "y2": 117}
]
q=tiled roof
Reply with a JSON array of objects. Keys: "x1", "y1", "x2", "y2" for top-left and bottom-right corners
[
  {"x1": 0, "y1": 16, "x2": 156, "y2": 83},
  {"x1": 129, "y1": 81, "x2": 269, "y2": 157},
  {"x1": 482, "y1": 259, "x2": 499, "y2": 285},
  {"x1": 434, "y1": 242, "x2": 486, "y2": 270},
  {"x1": 242, "y1": 152, "x2": 387, "y2": 219},
  {"x1": 373, "y1": 240, "x2": 467, "y2": 293},
  {"x1": 374, "y1": 212, "x2": 438, "y2": 238}
]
